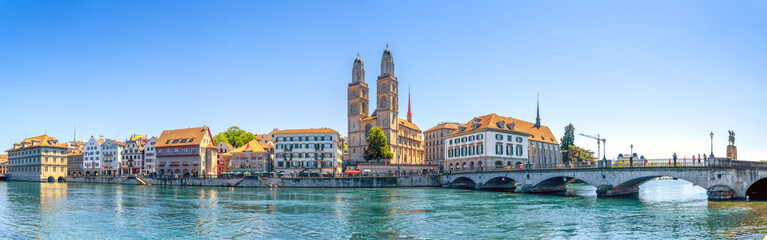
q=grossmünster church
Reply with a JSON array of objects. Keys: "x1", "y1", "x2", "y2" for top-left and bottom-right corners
[{"x1": 347, "y1": 45, "x2": 425, "y2": 165}]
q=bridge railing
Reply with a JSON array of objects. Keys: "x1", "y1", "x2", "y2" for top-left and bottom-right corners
[{"x1": 611, "y1": 158, "x2": 706, "y2": 168}]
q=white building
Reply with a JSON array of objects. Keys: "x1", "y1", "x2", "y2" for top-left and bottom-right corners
[
  {"x1": 143, "y1": 137, "x2": 157, "y2": 175},
  {"x1": 83, "y1": 136, "x2": 104, "y2": 176},
  {"x1": 101, "y1": 139, "x2": 125, "y2": 176},
  {"x1": 273, "y1": 128, "x2": 343, "y2": 176},
  {"x1": 444, "y1": 113, "x2": 561, "y2": 172},
  {"x1": 122, "y1": 135, "x2": 145, "y2": 176}
]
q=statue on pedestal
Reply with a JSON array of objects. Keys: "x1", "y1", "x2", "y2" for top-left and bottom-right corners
[{"x1": 727, "y1": 130, "x2": 737, "y2": 160}]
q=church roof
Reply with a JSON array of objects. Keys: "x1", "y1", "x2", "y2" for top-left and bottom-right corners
[
  {"x1": 398, "y1": 117, "x2": 421, "y2": 131},
  {"x1": 448, "y1": 113, "x2": 559, "y2": 144}
]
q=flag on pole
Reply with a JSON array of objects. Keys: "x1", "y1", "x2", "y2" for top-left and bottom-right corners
[{"x1": 164, "y1": 162, "x2": 169, "y2": 169}]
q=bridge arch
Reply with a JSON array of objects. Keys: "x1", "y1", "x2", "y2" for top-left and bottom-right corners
[
  {"x1": 479, "y1": 176, "x2": 518, "y2": 191},
  {"x1": 448, "y1": 177, "x2": 477, "y2": 189},
  {"x1": 746, "y1": 178, "x2": 767, "y2": 200},
  {"x1": 601, "y1": 171, "x2": 713, "y2": 198},
  {"x1": 529, "y1": 175, "x2": 601, "y2": 194}
]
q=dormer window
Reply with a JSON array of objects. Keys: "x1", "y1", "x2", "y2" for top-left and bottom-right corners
[
  {"x1": 166, "y1": 140, "x2": 171, "y2": 144},
  {"x1": 507, "y1": 123, "x2": 515, "y2": 130},
  {"x1": 180, "y1": 139, "x2": 188, "y2": 143},
  {"x1": 172, "y1": 139, "x2": 180, "y2": 144},
  {"x1": 496, "y1": 120, "x2": 505, "y2": 129},
  {"x1": 473, "y1": 118, "x2": 481, "y2": 122},
  {"x1": 458, "y1": 126, "x2": 466, "y2": 132},
  {"x1": 189, "y1": 138, "x2": 195, "y2": 143},
  {"x1": 472, "y1": 123, "x2": 481, "y2": 129}
]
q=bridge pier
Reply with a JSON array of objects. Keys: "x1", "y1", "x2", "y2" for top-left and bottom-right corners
[
  {"x1": 596, "y1": 185, "x2": 640, "y2": 198},
  {"x1": 706, "y1": 185, "x2": 735, "y2": 200}
]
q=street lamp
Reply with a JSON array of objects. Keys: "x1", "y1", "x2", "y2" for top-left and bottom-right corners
[
  {"x1": 710, "y1": 131, "x2": 714, "y2": 158},
  {"x1": 630, "y1": 144, "x2": 634, "y2": 168}
]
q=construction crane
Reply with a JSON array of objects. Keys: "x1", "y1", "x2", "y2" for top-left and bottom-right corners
[{"x1": 579, "y1": 133, "x2": 606, "y2": 160}]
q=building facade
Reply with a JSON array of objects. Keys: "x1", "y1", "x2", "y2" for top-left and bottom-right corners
[
  {"x1": 143, "y1": 137, "x2": 157, "y2": 175},
  {"x1": 229, "y1": 140, "x2": 271, "y2": 174},
  {"x1": 67, "y1": 149, "x2": 83, "y2": 176},
  {"x1": 83, "y1": 136, "x2": 104, "y2": 176},
  {"x1": 347, "y1": 46, "x2": 425, "y2": 165},
  {"x1": 443, "y1": 113, "x2": 561, "y2": 172},
  {"x1": 274, "y1": 128, "x2": 343, "y2": 176},
  {"x1": 5, "y1": 135, "x2": 69, "y2": 182},
  {"x1": 216, "y1": 141, "x2": 234, "y2": 174},
  {"x1": 122, "y1": 135, "x2": 145, "y2": 176},
  {"x1": 102, "y1": 139, "x2": 125, "y2": 176},
  {"x1": 155, "y1": 126, "x2": 218, "y2": 178},
  {"x1": 0, "y1": 154, "x2": 7, "y2": 176},
  {"x1": 424, "y1": 123, "x2": 459, "y2": 166}
]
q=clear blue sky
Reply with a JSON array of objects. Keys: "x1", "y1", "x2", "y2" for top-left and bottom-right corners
[{"x1": 1, "y1": 1, "x2": 765, "y2": 160}]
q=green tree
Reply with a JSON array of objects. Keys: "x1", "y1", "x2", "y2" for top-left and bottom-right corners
[
  {"x1": 560, "y1": 123, "x2": 575, "y2": 162},
  {"x1": 562, "y1": 145, "x2": 596, "y2": 163},
  {"x1": 363, "y1": 127, "x2": 394, "y2": 162},
  {"x1": 213, "y1": 126, "x2": 256, "y2": 148}
]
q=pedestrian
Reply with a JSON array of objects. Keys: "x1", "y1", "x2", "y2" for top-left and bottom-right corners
[
  {"x1": 698, "y1": 154, "x2": 702, "y2": 165},
  {"x1": 673, "y1": 153, "x2": 678, "y2": 166},
  {"x1": 684, "y1": 157, "x2": 687, "y2": 166},
  {"x1": 692, "y1": 155, "x2": 696, "y2": 166}
]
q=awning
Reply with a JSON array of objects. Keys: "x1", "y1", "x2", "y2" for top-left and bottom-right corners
[{"x1": 344, "y1": 170, "x2": 361, "y2": 174}]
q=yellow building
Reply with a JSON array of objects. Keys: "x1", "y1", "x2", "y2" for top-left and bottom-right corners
[
  {"x1": 5, "y1": 135, "x2": 69, "y2": 182},
  {"x1": 347, "y1": 46, "x2": 425, "y2": 165},
  {"x1": 229, "y1": 140, "x2": 271, "y2": 174},
  {"x1": 0, "y1": 154, "x2": 7, "y2": 176}
]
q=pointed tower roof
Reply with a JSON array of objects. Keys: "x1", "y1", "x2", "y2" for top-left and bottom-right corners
[
  {"x1": 534, "y1": 93, "x2": 541, "y2": 129},
  {"x1": 407, "y1": 86, "x2": 412, "y2": 122},
  {"x1": 380, "y1": 43, "x2": 394, "y2": 78},
  {"x1": 352, "y1": 52, "x2": 365, "y2": 84}
]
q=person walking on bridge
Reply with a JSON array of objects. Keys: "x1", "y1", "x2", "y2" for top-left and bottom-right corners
[
  {"x1": 698, "y1": 154, "x2": 702, "y2": 166},
  {"x1": 673, "y1": 153, "x2": 678, "y2": 167},
  {"x1": 692, "y1": 155, "x2": 696, "y2": 166}
]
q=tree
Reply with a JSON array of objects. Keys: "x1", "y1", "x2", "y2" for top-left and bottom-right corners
[
  {"x1": 363, "y1": 127, "x2": 394, "y2": 162},
  {"x1": 562, "y1": 145, "x2": 596, "y2": 163},
  {"x1": 213, "y1": 126, "x2": 256, "y2": 148},
  {"x1": 560, "y1": 123, "x2": 575, "y2": 162}
]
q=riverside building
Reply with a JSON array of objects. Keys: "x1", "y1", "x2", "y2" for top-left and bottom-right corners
[
  {"x1": 347, "y1": 45, "x2": 425, "y2": 165},
  {"x1": 424, "y1": 123, "x2": 459, "y2": 167},
  {"x1": 155, "y1": 126, "x2": 218, "y2": 178},
  {"x1": 274, "y1": 128, "x2": 343, "y2": 176},
  {"x1": 5, "y1": 135, "x2": 69, "y2": 182},
  {"x1": 102, "y1": 139, "x2": 125, "y2": 176},
  {"x1": 83, "y1": 137, "x2": 104, "y2": 176},
  {"x1": 121, "y1": 135, "x2": 145, "y2": 176},
  {"x1": 229, "y1": 140, "x2": 271, "y2": 174},
  {"x1": 0, "y1": 154, "x2": 7, "y2": 176},
  {"x1": 444, "y1": 112, "x2": 561, "y2": 172},
  {"x1": 143, "y1": 137, "x2": 157, "y2": 175}
]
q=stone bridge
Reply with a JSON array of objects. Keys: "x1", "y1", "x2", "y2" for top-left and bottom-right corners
[{"x1": 443, "y1": 158, "x2": 767, "y2": 200}]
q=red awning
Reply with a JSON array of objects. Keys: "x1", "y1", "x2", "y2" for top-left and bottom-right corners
[{"x1": 345, "y1": 170, "x2": 361, "y2": 174}]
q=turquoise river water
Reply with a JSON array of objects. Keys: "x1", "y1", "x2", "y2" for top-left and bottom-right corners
[{"x1": 1, "y1": 180, "x2": 766, "y2": 239}]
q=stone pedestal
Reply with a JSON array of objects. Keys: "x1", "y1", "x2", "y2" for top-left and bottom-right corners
[
  {"x1": 598, "y1": 160, "x2": 612, "y2": 168},
  {"x1": 727, "y1": 145, "x2": 737, "y2": 160}
]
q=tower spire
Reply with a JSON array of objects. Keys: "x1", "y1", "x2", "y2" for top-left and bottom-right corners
[
  {"x1": 74, "y1": 123, "x2": 77, "y2": 142},
  {"x1": 534, "y1": 93, "x2": 541, "y2": 128},
  {"x1": 407, "y1": 85, "x2": 412, "y2": 122}
]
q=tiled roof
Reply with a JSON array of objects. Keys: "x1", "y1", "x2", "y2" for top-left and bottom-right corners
[
  {"x1": 274, "y1": 128, "x2": 339, "y2": 135},
  {"x1": 448, "y1": 113, "x2": 559, "y2": 144},
  {"x1": 425, "y1": 122, "x2": 459, "y2": 133},
  {"x1": 230, "y1": 140, "x2": 268, "y2": 154},
  {"x1": 104, "y1": 139, "x2": 126, "y2": 146},
  {"x1": 7, "y1": 135, "x2": 68, "y2": 152},
  {"x1": 67, "y1": 149, "x2": 83, "y2": 156},
  {"x1": 156, "y1": 127, "x2": 212, "y2": 148},
  {"x1": 398, "y1": 118, "x2": 421, "y2": 131}
]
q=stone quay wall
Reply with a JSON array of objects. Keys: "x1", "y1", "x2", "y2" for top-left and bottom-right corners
[{"x1": 64, "y1": 175, "x2": 443, "y2": 188}]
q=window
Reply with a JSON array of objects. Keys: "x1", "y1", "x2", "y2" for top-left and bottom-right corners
[
  {"x1": 172, "y1": 139, "x2": 179, "y2": 144},
  {"x1": 495, "y1": 134, "x2": 502, "y2": 140},
  {"x1": 189, "y1": 138, "x2": 195, "y2": 143},
  {"x1": 516, "y1": 137, "x2": 523, "y2": 143}
]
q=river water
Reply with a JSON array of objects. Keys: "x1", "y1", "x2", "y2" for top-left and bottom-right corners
[{"x1": 0, "y1": 180, "x2": 765, "y2": 239}]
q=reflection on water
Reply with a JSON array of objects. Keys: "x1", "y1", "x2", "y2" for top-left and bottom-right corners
[{"x1": 0, "y1": 180, "x2": 766, "y2": 239}]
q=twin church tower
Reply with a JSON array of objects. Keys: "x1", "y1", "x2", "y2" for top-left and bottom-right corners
[{"x1": 347, "y1": 45, "x2": 424, "y2": 165}]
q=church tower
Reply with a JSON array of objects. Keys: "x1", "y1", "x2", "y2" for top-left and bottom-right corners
[
  {"x1": 348, "y1": 53, "x2": 369, "y2": 162},
  {"x1": 376, "y1": 44, "x2": 399, "y2": 148}
]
